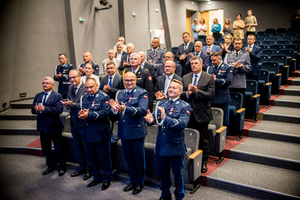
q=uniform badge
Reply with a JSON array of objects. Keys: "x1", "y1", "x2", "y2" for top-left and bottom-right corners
[
  {"x1": 92, "y1": 101, "x2": 95, "y2": 107},
  {"x1": 133, "y1": 89, "x2": 137, "y2": 93},
  {"x1": 175, "y1": 101, "x2": 180, "y2": 105},
  {"x1": 129, "y1": 97, "x2": 132, "y2": 103},
  {"x1": 138, "y1": 72, "x2": 141, "y2": 74},
  {"x1": 95, "y1": 94, "x2": 99, "y2": 98},
  {"x1": 148, "y1": 76, "x2": 152, "y2": 81},
  {"x1": 144, "y1": 95, "x2": 148, "y2": 99},
  {"x1": 186, "y1": 110, "x2": 190, "y2": 115},
  {"x1": 105, "y1": 101, "x2": 109, "y2": 104}
]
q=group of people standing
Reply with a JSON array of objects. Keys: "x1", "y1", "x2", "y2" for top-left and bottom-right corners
[{"x1": 192, "y1": 9, "x2": 258, "y2": 41}]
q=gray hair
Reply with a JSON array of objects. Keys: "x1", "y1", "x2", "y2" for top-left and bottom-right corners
[
  {"x1": 116, "y1": 42, "x2": 123, "y2": 46},
  {"x1": 130, "y1": 52, "x2": 141, "y2": 60},
  {"x1": 44, "y1": 77, "x2": 54, "y2": 84},
  {"x1": 127, "y1": 43, "x2": 134, "y2": 49}
]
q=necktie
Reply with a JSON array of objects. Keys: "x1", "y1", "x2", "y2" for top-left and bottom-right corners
[
  {"x1": 184, "y1": 43, "x2": 187, "y2": 51},
  {"x1": 236, "y1": 52, "x2": 238, "y2": 57},
  {"x1": 208, "y1": 46, "x2": 211, "y2": 51},
  {"x1": 168, "y1": 100, "x2": 173, "y2": 105},
  {"x1": 42, "y1": 92, "x2": 48, "y2": 105},
  {"x1": 164, "y1": 76, "x2": 170, "y2": 95},
  {"x1": 127, "y1": 55, "x2": 130, "y2": 62},
  {"x1": 73, "y1": 86, "x2": 77, "y2": 96},
  {"x1": 109, "y1": 76, "x2": 112, "y2": 87},
  {"x1": 193, "y1": 74, "x2": 198, "y2": 86},
  {"x1": 249, "y1": 45, "x2": 251, "y2": 48}
]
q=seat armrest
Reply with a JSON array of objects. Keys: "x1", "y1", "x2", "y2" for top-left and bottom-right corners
[
  {"x1": 216, "y1": 126, "x2": 226, "y2": 152},
  {"x1": 188, "y1": 150, "x2": 202, "y2": 182},
  {"x1": 266, "y1": 82, "x2": 272, "y2": 86},
  {"x1": 253, "y1": 94, "x2": 260, "y2": 98},
  {"x1": 276, "y1": 73, "x2": 282, "y2": 76},
  {"x1": 237, "y1": 108, "x2": 245, "y2": 113}
]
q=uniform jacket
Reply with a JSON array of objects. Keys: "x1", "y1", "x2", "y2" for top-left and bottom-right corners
[
  {"x1": 31, "y1": 90, "x2": 63, "y2": 133},
  {"x1": 115, "y1": 86, "x2": 148, "y2": 139},
  {"x1": 149, "y1": 98, "x2": 191, "y2": 156},
  {"x1": 80, "y1": 90, "x2": 111, "y2": 143},
  {"x1": 207, "y1": 63, "x2": 233, "y2": 104},
  {"x1": 67, "y1": 82, "x2": 86, "y2": 127},
  {"x1": 141, "y1": 62, "x2": 156, "y2": 81},
  {"x1": 99, "y1": 73, "x2": 123, "y2": 100},
  {"x1": 53, "y1": 63, "x2": 74, "y2": 96},
  {"x1": 185, "y1": 51, "x2": 210, "y2": 73},
  {"x1": 180, "y1": 72, "x2": 215, "y2": 123},
  {"x1": 78, "y1": 61, "x2": 100, "y2": 76},
  {"x1": 146, "y1": 48, "x2": 166, "y2": 68},
  {"x1": 225, "y1": 51, "x2": 252, "y2": 88}
]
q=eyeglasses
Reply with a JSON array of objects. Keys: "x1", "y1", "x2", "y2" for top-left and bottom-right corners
[
  {"x1": 194, "y1": 46, "x2": 202, "y2": 48},
  {"x1": 124, "y1": 79, "x2": 135, "y2": 82},
  {"x1": 42, "y1": 82, "x2": 52, "y2": 85},
  {"x1": 164, "y1": 56, "x2": 172, "y2": 58},
  {"x1": 69, "y1": 76, "x2": 79, "y2": 79}
]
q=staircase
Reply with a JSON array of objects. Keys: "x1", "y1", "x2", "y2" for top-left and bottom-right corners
[
  {"x1": 1, "y1": 76, "x2": 300, "y2": 199},
  {"x1": 202, "y1": 75, "x2": 300, "y2": 199}
]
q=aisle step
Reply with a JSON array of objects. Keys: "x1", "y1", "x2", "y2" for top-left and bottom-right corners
[{"x1": 263, "y1": 106, "x2": 300, "y2": 124}]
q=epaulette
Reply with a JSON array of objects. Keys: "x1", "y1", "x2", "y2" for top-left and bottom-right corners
[
  {"x1": 100, "y1": 91, "x2": 108, "y2": 97},
  {"x1": 145, "y1": 69, "x2": 149, "y2": 72}
]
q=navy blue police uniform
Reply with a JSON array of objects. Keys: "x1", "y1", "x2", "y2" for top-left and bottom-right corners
[
  {"x1": 114, "y1": 86, "x2": 148, "y2": 187},
  {"x1": 53, "y1": 63, "x2": 74, "y2": 99},
  {"x1": 78, "y1": 61, "x2": 100, "y2": 76},
  {"x1": 207, "y1": 62, "x2": 233, "y2": 133},
  {"x1": 148, "y1": 98, "x2": 191, "y2": 200},
  {"x1": 80, "y1": 90, "x2": 112, "y2": 183}
]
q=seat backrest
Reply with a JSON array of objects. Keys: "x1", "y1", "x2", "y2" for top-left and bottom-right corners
[
  {"x1": 275, "y1": 33, "x2": 287, "y2": 37},
  {"x1": 261, "y1": 61, "x2": 280, "y2": 74},
  {"x1": 257, "y1": 31, "x2": 265, "y2": 36},
  {"x1": 254, "y1": 41, "x2": 261, "y2": 45},
  {"x1": 288, "y1": 32, "x2": 300, "y2": 37},
  {"x1": 269, "y1": 36, "x2": 282, "y2": 41},
  {"x1": 283, "y1": 36, "x2": 296, "y2": 41},
  {"x1": 145, "y1": 125, "x2": 158, "y2": 143},
  {"x1": 262, "y1": 49, "x2": 278, "y2": 56},
  {"x1": 285, "y1": 44, "x2": 300, "y2": 52},
  {"x1": 259, "y1": 54, "x2": 269, "y2": 63},
  {"x1": 257, "y1": 44, "x2": 269, "y2": 50},
  {"x1": 210, "y1": 107, "x2": 224, "y2": 130},
  {"x1": 230, "y1": 92, "x2": 243, "y2": 110},
  {"x1": 259, "y1": 69, "x2": 270, "y2": 83},
  {"x1": 265, "y1": 28, "x2": 276, "y2": 34},
  {"x1": 278, "y1": 49, "x2": 295, "y2": 58},
  {"x1": 257, "y1": 37, "x2": 268, "y2": 41},
  {"x1": 184, "y1": 128, "x2": 199, "y2": 153},
  {"x1": 270, "y1": 54, "x2": 287, "y2": 65},
  {"x1": 292, "y1": 40, "x2": 300, "y2": 45},
  {"x1": 269, "y1": 44, "x2": 284, "y2": 51},
  {"x1": 246, "y1": 80, "x2": 258, "y2": 95},
  {"x1": 276, "y1": 28, "x2": 288, "y2": 33},
  {"x1": 171, "y1": 47, "x2": 178, "y2": 54},
  {"x1": 262, "y1": 40, "x2": 275, "y2": 45},
  {"x1": 277, "y1": 40, "x2": 290, "y2": 45},
  {"x1": 263, "y1": 33, "x2": 274, "y2": 37}
]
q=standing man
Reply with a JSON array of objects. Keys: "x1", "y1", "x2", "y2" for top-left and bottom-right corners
[
  {"x1": 244, "y1": 9, "x2": 258, "y2": 36},
  {"x1": 243, "y1": 34, "x2": 261, "y2": 82},
  {"x1": 225, "y1": 39, "x2": 252, "y2": 107},
  {"x1": 113, "y1": 36, "x2": 127, "y2": 52},
  {"x1": 78, "y1": 51, "x2": 100, "y2": 76},
  {"x1": 181, "y1": 57, "x2": 215, "y2": 173},
  {"x1": 146, "y1": 37, "x2": 166, "y2": 69},
  {"x1": 155, "y1": 60, "x2": 182, "y2": 101},
  {"x1": 138, "y1": 51, "x2": 156, "y2": 82},
  {"x1": 207, "y1": 52, "x2": 233, "y2": 132},
  {"x1": 145, "y1": 80, "x2": 191, "y2": 200},
  {"x1": 124, "y1": 53, "x2": 154, "y2": 112},
  {"x1": 78, "y1": 78, "x2": 112, "y2": 190},
  {"x1": 102, "y1": 49, "x2": 121, "y2": 75},
  {"x1": 54, "y1": 53, "x2": 74, "y2": 99},
  {"x1": 185, "y1": 41, "x2": 210, "y2": 74},
  {"x1": 115, "y1": 42, "x2": 127, "y2": 61},
  {"x1": 119, "y1": 43, "x2": 135, "y2": 72},
  {"x1": 110, "y1": 72, "x2": 148, "y2": 195},
  {"x1": 201, "y1": 36, "x2": 221, "y2": 65},
  {"x1": 31, "y1": 77, "x2": 65, "y2": 176},
  {"x1": 176, "y1": 32, "x2": 194, "y2": 72},
  {"x1": 156, "y1": 52, "x2": 183, "y2": 78},
  {"x1": 61, "y1": 69, "x2": 91, "y2": 181}
]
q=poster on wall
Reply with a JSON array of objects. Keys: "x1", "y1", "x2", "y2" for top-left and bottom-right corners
[{"x1": 152, "y1": 30, "x2": 165, "y2": 44}]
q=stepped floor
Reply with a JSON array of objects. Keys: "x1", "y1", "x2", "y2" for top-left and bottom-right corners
[
  {"x1": 0, "y1": 120, "x2": 36, "y2": 129},
  {"x1": 263, "y1": 106, "x2": 300, "y2": 117},
  {"x1": 0, "y1": 135, "x2": 40, "y2": 147}
]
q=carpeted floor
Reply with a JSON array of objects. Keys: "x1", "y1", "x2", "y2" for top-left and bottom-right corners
[{"x1": 0, "y1": 154, "x2": 256, "y2": 200}]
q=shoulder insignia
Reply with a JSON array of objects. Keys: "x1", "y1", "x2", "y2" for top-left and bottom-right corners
[
  {"x1": 145, "y1": 69, "x2": 149, "y2": 72},
  {"x1": 138, "y1": 72, "x2": 140, "y2": 74},
  {"x1": 100, "y1": 91, "x2": 108, "y2": 97},
  {"x1": 186, "y1": 110, "x2": 190, "y2": 115},
  {"x1": 133, "y1": 89, "x2": 137, "y2": 93},
  {"x1": 148, "y1": 76, "x2": 152, "y2": 81},
  {"x1": 175, "y1": 101, "x2": 180, "y2": 105},
  {"x1": 144, "y1": 95, "x2": 148, "y2": 99}
]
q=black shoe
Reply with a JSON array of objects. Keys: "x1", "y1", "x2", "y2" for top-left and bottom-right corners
[
  {"x1": 58, "y1": 169, "x2": 66, "y2": 176},
  {"x1": 71, "y1": 169, "x2": 85, "y2": 177},
  {"x1": 201, "y1": 163, "x2": 207, "y2": 173},
  {"x1": 83, "y1": 170, "x2": 92, "y2": 180},
  {"x1": 87, "y1": 179, "x2": 103, "y2": 188},
  {"x1": 132, "y1": 185, "x2": 144, "y2": 195},
  {"x1": 42, "y1": 167, "x2": 56, "y2": 175},
  {"x1": 101, "y1": 182, "x2": 111, "y2": 190},
  {"x1": 159, "y1": 194, "x2": 172, "y2": 200},
  {"x1": 123, "y1": 183, "x2": 136, "y2": 192}
]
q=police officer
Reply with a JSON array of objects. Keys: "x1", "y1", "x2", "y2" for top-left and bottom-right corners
[
  {"x1": 54, "y1": 53, "x2": 74, "y2": 99},
  {"x1": 207, "y1": 52, "x2": 233, "y2": 134},
  {"x1": 145, "y1": 79, "x2": 191, "y2": 200},
  {"x1": 78, "y1": 78, "x2": 112, "y2": 190},
  {"x1": 78, "y1": 51, "x2": 100, "y2": 76},
  {"x1": 123, "y1": 53, "x2": 154, "y2": 112},
  {"x1": 110, "y1": 72, "x2": 148, "y2": 195}
]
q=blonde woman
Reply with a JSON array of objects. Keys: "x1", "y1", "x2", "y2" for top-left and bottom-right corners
[
  {"x1": 223, "y1": 18, "x2": 231, "y2": 37},
  {"x1": 220, "y1": 34, "x2": 234, "y2": 58},
  {"x1": 233, "y1": 13, "x2": 245, "y2": 40},
  {"x1": 197, "y1": 18, "x2": 208, "y2": 41},
  {"x1": 211, "y1": 18, "x2": 221, "y2": 41}
]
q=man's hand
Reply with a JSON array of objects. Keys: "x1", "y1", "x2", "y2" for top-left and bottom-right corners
[
  {"x1": 55, "y1": 73, "x2": 62, "y2": 79},
  {"x1": 118, "y1": 102, "x2": 126, "y2": 112},
  {"x1": 213, "y1": 74, "x2": 216, "y2": 81},
  {"x1": 189, "y1": 52, "x2": 194, "y2": 58},
  {"x1": 38, "y1": 105, "x2": 45, "y2": 112},
  {"x1": 188, "y1": 83, "x2": 198, "y2": 94},
  {"x1": 110, "y1": 99, "x2": 119, "y2": 113},
  {"x1": 180, "y1": 53, "x2": 186, "y2": 60},
  {"x1": 155, "y1": 91, "x2": 167, "y2": 101},
  {"x1": 123, "y1": 62, "x2": 130, "y2": 67},
  {"x1": 205, "y1": 50, "x2": 211, "y2": 55},
  {"x1": 144, "y1": 109, "x2": 154, "y2": 123},
  {"x1": 34, "y1": 103, "x2": 39, "y2": 112},
  {"x1": 245, "y1": 47, "x2": 251, "y2": 53},
  {"x1": 79, "y1": 67, "x2": 85, "y2": 74},
  {"x1": 61, "y1": 99, "x2": 72, "y2": 107},
  {"x1": 148, "y1": 60, "x2": 152, "y2": 64},
  {"x1": 78, "y1": 109, "x2": 89, "y2": 119},
  {"x1": 157, "y1": 106, "x2": 166, "y2": 120},
  {"x1": 233, "y1": 61, "x2": 243, "y2": 69},
  {"x1": 103, "y1": 84, "x2": 110, "y2": 93}
]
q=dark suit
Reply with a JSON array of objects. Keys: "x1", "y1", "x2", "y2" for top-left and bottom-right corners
[
  {"x1": 67, "y1": 82, "x2": 91, "y2": 172},
  {"x1": 53, "y1": 63, "x2": 74, "y2": 99},
  {"x1": 124, "y1": 67, "x2": 154, "y2": 112},
  {"x1": 155, "y1": 63, "x2": 182, "y2": 78},
  {"x1": 176, "y1": 42, "x2": 194, "y2": 73},
  {"x1": 80, "y1": 90, "x2": 112, "y2": 182},
  {"x1": 141, "y1": 61, "x2": 156, "y2": 82},
  {"x1": 185, "y1": 51, "x2": 210, "y2": 74},
  {"x1": 180, "y1": 72, "x2": 215, "y2": 163},
  {"x1": 114, "y1": 86, "x2": 148, "y2": 186},
  {"x1": 243, "y1": 45, "x2": 261, "y2": 81},
  {"x1": 148, "y1": 98, "x2": 191, "y2": 199},
  {"x1": 201, "y1": 45, "x2": 221, "y2": 65},
  {"x1": 99, "y1": 73, "x2": 123, "y2": 100},
  {"x1": 119, "y1": 52, "x2": 130, "y2": 72},
  {"x1": 31, "y1": 90, "x2": 65, "y2": 170},
  {"x1": 155, "y1": 73, "x2": 182, "y2": 93}
]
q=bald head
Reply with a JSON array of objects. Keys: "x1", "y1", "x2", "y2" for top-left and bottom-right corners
[
  {"x1": 206, "y1": 36, "x2": 214, "y2": 46},
  {"x1": 83, "y1": 51, "x2": 92, "y2": 63},
  {"x1": 124, "y1": 72, "x2": 137, "y2": 90}
]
